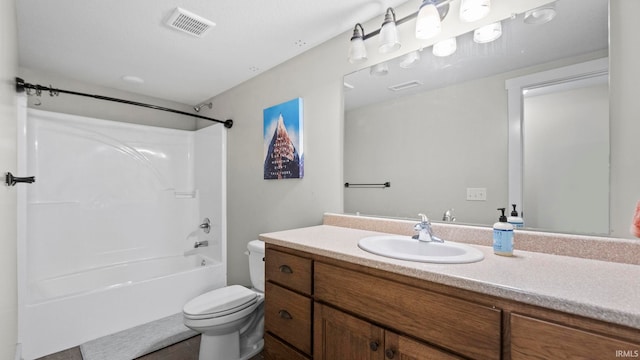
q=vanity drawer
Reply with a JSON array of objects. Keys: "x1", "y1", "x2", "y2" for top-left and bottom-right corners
[
  {"x1": 511, "y1": 314, "x2": 640, "y2": 359},
  {"x1": 264, "y1": 332, "x2": 310, "y2": 360},
  {"x1": 314, "y1": 262, "x2": 502, "y2": 360},
  {"x1": 265, "y1": 281, "x2": 312, "y2": 355},
  {"x1": 265, "y1": 249, "x2": 312, "y2": 295}
]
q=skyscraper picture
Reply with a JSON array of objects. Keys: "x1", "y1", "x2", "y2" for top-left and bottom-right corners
[{"x1": 263, "y1": 98, "x2": 304, "y2": 179}]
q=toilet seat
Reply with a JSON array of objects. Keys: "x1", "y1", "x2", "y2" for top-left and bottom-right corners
[{"x1": 184, "y1": 285, "x2": 258, "y2": 320}]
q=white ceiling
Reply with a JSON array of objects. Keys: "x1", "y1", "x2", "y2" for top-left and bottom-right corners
[{"x1": 16, "y1": 0, "x2": 409, "y2": 106}]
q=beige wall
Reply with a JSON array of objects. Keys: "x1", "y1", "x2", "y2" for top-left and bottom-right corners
[
  {"x1": 207, "y1": 38, "x2": 348, "y2": 286},
  {"x1": 1, "y1": 0, "x2": 18, "y2": 358}
]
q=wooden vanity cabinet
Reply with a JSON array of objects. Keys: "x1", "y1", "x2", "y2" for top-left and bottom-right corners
[
  {"x1": 314, "y1": 303, "x2": 464, "y2": 360},
  {"x1": 314, "y1": 261, "x2": 501, "y2": 360},
  {"x1": 264, "y1": 244, "x2": 640, "y2": 360},
  {"x1": 510, "y1": 314, "x2": 640, "y2": 359},
  {"x1": 264, "y1": 248, "x2": 313, "y2": 359}
]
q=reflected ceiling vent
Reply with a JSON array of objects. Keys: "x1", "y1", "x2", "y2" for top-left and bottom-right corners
[
  {"x1": 165, "y1": 7, "x2": 215, "y2": 38},
  {"x1": 388, "y1": 80, "x2": 423, "y2": 92}
]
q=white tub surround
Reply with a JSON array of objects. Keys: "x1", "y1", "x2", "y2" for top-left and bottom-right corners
[
  {"x1": 259, "y1": 216, "x2": 640, "y2": 330},
  {"x1": 17, "y1": 108, "x2": 227, "y2": 359}
]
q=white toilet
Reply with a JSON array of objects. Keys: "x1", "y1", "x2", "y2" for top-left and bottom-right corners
[{"x1": 183, "y1": 240, "x2": 265, "y2": 360}]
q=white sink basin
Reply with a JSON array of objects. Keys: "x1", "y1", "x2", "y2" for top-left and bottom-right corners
[{"x1": 358, "y1": 235, "x2": 484, "y2": 264}]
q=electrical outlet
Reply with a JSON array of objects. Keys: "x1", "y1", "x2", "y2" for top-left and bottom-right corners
[{"x1": 466, "y1": 187, "x2": 487, "y2": 201}]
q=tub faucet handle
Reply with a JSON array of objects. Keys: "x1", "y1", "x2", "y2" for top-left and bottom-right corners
[{"x1": 199, "y1": 218, "x2": 211, "y2": 234}]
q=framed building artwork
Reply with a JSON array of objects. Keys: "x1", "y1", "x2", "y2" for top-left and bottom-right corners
[{"x1": 263, "y1": 97, "x2": 304, "y2": 179}]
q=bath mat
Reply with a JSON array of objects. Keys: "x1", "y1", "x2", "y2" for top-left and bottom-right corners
[{"x1": 80, "y1": 313, "x2": 197, "y2": 360}]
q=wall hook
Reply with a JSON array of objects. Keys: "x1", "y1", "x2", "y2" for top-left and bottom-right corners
[{"x1": 5, "y1": 172, "x2": 35, "y2": 186}]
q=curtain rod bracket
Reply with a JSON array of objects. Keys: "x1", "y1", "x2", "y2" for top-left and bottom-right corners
[
  {"x1": 16, "y1": 77, "x2": 26, "y2": 93},
  {"x1": 14, "y1": 77, "x2": 233, "y2": 128}
]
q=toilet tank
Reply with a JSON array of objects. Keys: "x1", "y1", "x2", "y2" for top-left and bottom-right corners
[{"x1": 247, "y1": 240, "x2": 265, "y2": 292}]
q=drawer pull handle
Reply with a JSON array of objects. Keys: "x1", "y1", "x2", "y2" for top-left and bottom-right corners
[
  {"x1": 279, "y1": 265, "x2": 293, "y2": 274},
  {"x1": 369, "y1": 341, "x2": 379, "y2": 351},
  {"x1": 385, "y1": 349, "x2": 395, "y2": 359},
  {"x1": 278, "y1": 310, "x2": 293, "y2": 320}
]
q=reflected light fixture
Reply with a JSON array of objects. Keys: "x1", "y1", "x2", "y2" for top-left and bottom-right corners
[
  {"x1": 524, "y1": 3, "x2": 557, "y2": 25},
  {"x1": 459, "y1": 0, "x2": 491, "y2": 23},
  {"x1": 433, "y1": 37, "x2": 457, "y2": 57},
  {"x1": 473, "y1": 21, "x2": 502, "y2": 43},
  {"x1": 415, "y1": 0, "x2": 442, "y2": 40},
  {"x1": 370, "y1": 62, "x2": 389, "y2": 76},
  {"x1": 348, "y1": 23, "x2": 367, "y2": 64},
  {"x1": 379, "y1": 8, "x2": 401, "y2": 54},
  {"x1": 399, "y1": 51, "x2": 421, "y2": 68}
]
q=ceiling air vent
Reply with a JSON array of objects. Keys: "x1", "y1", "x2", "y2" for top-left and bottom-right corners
[
  {"x1": 165, "y1": 7, "x2": 215, "y2": 38},
  {"x1": 388, "y1": 80, "x2": 423, "y2": 92}
]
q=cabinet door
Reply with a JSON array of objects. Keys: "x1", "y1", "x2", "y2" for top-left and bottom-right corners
[
  {"x1": 385, "y1": 332, "x2": 464, "y2": 360},
  {"x1": 264, "y1": 333, "x2": 310, "y2": 360},
  {"x1": 314, "y1": 303, "x2": 385, "y2": 360},
  {"x1": 511, "y1": 314, "x2": 640, "y2": 359},
  {"x1": 315, "y1": 262, "x2": 502, "y2": 360}
]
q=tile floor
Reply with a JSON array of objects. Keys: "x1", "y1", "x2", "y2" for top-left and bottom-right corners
[{"x1": 36, "y1": 335, "x2": 264, "y2": 360}]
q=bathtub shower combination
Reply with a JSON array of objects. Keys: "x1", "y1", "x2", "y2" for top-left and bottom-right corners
[{"x1": 16, "y1": 105, "x2": 227, "y2": 360}]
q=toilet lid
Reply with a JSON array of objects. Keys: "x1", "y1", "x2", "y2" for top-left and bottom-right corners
[{"x1": 183, "y1": 285, "x2": 258, "y2": 318}]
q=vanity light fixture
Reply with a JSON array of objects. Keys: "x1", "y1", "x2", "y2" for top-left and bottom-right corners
[
  {"x1": 399, "y1": 50, "x2": 421, "y2": 68},
  {"x1": 415, "y1": 0, "x2": 443, "y2": 40},
  {"x1": 370, "y1": 62, "x2": 389, "y2": 76},
  {"x1": 433, "y1": 37, "x2": 457, "y2": 57},
  {"x1": 379, "y1": 8, "x2": 401, "y2": 54},
  {"x1": 346, "y1": 0, "x2": 452, "y2": 62},
  {"x1": 459, "y1": 0, "x2": 491, "y2": 23},
  {"x1": 473, "y1": 21, "x2": 502, "y2": 43},
  {"x1": 524, "y1": 3, "x2": 557, "y2": 25},
  {"x1": 348, "y1": 23, "x2": 367, "y2": 64}
]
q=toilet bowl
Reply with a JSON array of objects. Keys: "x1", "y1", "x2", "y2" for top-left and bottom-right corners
[{"x1": 183, "y1": 240, "x2": 265, "y2": 360}]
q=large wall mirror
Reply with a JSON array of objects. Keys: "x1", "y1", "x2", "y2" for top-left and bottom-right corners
[{"x1": 344, "y1": 0, "x2": 613, "y2": 236}]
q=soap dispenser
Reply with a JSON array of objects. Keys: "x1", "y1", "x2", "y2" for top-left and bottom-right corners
[
  {"x1": 507, "y1": 204, "x2": 524, "y2": 229},
  {"x1": 493, "y1": 208, "x2": 514, "y2": 256}
]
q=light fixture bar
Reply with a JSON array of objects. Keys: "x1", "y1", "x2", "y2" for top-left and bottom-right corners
[{"x1": 362, "y1": 0, "x2": 452, "y2": 40}]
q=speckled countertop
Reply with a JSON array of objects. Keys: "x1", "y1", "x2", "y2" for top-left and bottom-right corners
[{"x1": 259, "y1": 224, "x2": 640, "y2": 330}]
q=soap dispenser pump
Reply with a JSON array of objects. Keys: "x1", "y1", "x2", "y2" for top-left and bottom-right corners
[
  {"x1": 493, "y1": 208, "x2": 514, "y2": 256},
  {"x1": 507, "y1": 204, "x2": 524, "y2": 229}
]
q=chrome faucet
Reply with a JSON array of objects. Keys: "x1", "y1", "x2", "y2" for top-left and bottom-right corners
[
  {"x1": 413, "y1": 213, "x2": 444, "y2": 243},
  {"x1": 194, "y1": 240, "x2": 209, "y2": 248},
  {"x1": 442, "y1": 208, "x2": 456, "y2": 222}
]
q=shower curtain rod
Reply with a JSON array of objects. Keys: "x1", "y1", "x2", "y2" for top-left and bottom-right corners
[{"x1": 15, "y1": 77, "x2": 233, "y2": 128}]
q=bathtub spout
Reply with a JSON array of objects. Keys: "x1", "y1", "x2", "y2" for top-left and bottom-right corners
[{"x1": 194, "y1": 240, "x2": 209, "y2": 248}]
